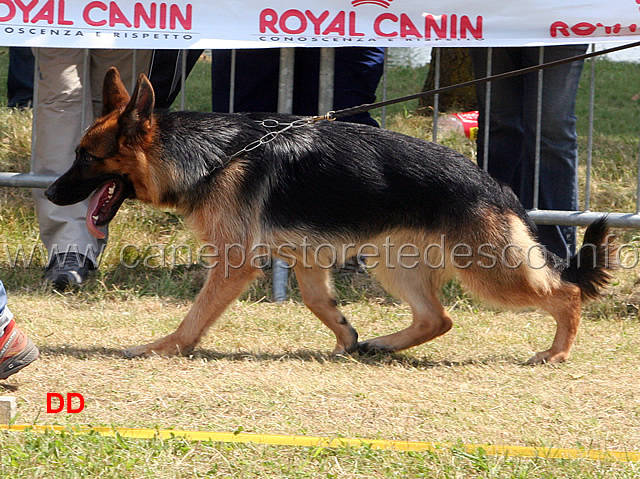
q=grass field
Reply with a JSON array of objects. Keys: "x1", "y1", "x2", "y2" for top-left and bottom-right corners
[{"x1": 0, "y1": 49, "x2": 639, "y2": 477}]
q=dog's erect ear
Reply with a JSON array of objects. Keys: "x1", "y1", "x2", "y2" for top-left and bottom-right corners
[
  {"x1": 119, "y1": 73, "x2": 155, "y2": 139},
  {"x1": 102, "y1": 67, "x2": 131, "y2": 116}
]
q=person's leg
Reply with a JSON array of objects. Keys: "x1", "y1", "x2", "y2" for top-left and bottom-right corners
[
  {"x1": 0, "y1": 280, "x2": 11, "y2": 334},
  {"x1": 31, "y1": 48, "x2": 103, "y2": 285},
  {"x1": 470, "y1": 47, "x2": 526, "y2": 189},
  {"x1": 519, "y1": 45, "x2": 587, "y2": 258},
  {"x1": 292, "y1": 48, "x2": 320, "y2": 115},
  {"x1": 147, "y1": 49, "x2": 203, "y2": 111},
  {"x1": 8, "y1": 47, "x2": 34, "y2": 108},
  {"x1": 332, "y1": 47, "x2": 384, "y2": 127},
  {"x1": 211, "y1": 50, "x2": 232, "y2": 112},
  {"x1": 0, "y1": 280, "x2": 39, "y2": 380},
  {"x1": 291, "y1": 47, "x2": 384, "y2": 125},
  {"x1": 90, "y1": 49, "x2": 153, "y2": 119},
  {"x1": 211, "y1": 49, "x2": 280, "y2": 113}
]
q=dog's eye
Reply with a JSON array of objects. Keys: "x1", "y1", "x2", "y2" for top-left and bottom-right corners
[{"x1": 76, "y1": 149, "x2": 104, "y2": 164}]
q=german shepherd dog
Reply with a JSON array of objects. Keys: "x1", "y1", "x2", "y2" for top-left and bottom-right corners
[{"x1": 45, "y1": 67, "x2": 616, "y2": 364}]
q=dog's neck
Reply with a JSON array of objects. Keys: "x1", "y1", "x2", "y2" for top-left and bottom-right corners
[{"x1": 148, "y1": 112, "x2": 260, "y2": 213}]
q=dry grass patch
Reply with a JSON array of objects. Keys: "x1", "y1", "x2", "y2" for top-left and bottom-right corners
[{"x1": 2, "y1": 290, "x2": 640, "y2": 454}]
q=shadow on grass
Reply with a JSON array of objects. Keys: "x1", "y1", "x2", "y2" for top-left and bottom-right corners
[
  {"x1": 0, "y1": 264, "x2": 405, "y2": 309},
  {"x1": 0, "y1": 265, "x2": 207, "y2": 302},
  {"x1": 36, "y1": 344, "x2": 525, "y2": 369}
]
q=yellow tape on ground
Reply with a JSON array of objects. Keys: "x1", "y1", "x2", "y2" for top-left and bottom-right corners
[{"x1": 2, "y1": 424, "x2": 639, "y2": 462}]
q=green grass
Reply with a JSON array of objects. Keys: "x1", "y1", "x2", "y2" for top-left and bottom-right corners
[
  {"x1": 0, "y1": 51, "x2": 639, "y2": 477},
  {"x1": 3, "y1": 429, "x2": 640, "y2": 478},
  {"x1": 576, "y1": 59, "x2": 640, "y2": 139}
]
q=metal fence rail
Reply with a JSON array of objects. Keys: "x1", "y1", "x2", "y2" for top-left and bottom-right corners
[
  {"x1": 1, "y1": 44, "x2": 638, "y2": 301},
  {"x1": 429, "y1": 44, "x2": 640, "y2": 229},
  {"x1": 0, "y1": 45, "x2": 638, "y2": 230}
]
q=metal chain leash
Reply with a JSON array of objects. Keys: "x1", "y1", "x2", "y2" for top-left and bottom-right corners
[
  {"x1": 227, "y1": 115, "x2": 334, "y2": 161},
  {"x1": 225, "y1": 40, "x2": 640, "y2": 163},
  {"x1": 326, "y1": 40, "x2": 640, "y2": 121},
  {"x1": 223, "y1": 40, "x2": 640, "y2": 167}
]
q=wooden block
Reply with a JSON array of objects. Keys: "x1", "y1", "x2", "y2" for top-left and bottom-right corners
[{"x1": 0, "y1": 396, "x2": 17, "y2": 424}]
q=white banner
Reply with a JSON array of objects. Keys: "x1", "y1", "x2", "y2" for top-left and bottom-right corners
[{"x1": 0, "y1": 0, "x2": 638, "y2": 49}]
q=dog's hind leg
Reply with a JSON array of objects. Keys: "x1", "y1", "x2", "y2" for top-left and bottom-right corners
[
  {"x1": 123, "y1": 254, "x2": 260, "y2": 357},
  {"x1": 454, "y1": 211, "x2": 585, "y2": 365},
  {"x1": 526, "y1": 282, "x2": 582, "y2": 365},
  {"x1": 294, "y1": 265, "x2": 359, "y2": 355},
  {"x1": 359, "y1": 267, "x2": 453, "y2": 354}
]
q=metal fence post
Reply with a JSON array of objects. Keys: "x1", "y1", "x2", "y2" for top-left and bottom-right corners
[
  {"x1": 482, "y1": 47, "x2": 492, "y2": 173},
  {"x1": 272, "y1": 48, "x2": 296, "y2": 303},
  {"x1": 532, "y1": 46, "x2": 544, "y2": 211},
  {"x1": 318, "y1": 48, "x2": 335, "y2": 115},
  {"x1": 432, "y1": 47, "x2": 441, "y2": 143},
  {"x1": 584, "y1": 43, "x2": 596, "y2": 212}
]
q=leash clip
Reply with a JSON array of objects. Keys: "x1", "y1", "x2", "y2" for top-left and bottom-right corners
[{"x1": 309, "y1": 111, "x2": 336, "y2": 123}]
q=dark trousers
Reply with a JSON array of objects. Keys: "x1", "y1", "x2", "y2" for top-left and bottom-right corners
[
  {"x1": 469, "y1": 45, "x2": 587, "y2": 258},
  {"x1": 8, "y1": 47, "x2": 34, "y2": 108},
  {"x1": 211, "y1": 47, "x2": 384, "y2": 127}
]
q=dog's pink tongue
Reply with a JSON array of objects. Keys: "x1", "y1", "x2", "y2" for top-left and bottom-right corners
[{"x1": 86, "y1": 183, "x2": 110, "y2": 239}]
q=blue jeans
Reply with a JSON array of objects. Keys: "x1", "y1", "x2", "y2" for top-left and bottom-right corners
[
  {"x1": 0, "y1": 280, "x2": 12, "y2": 334},
  {"x1": 470, "y1": 45, "x2": 587, "y2": 258}
]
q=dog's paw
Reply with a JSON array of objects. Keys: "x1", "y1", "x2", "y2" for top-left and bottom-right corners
[
  {"x1": 357, "y1": 340, "x2": 394, "y2": 356},
  {"x1": 123, "y1": 340, "x2": 195, "y2": 358},
  {"x1": 122, "y1": 345, "x2": 150, "y2": 358},
  {"x1": 331, "y1": 345, "x2": 355, "y2": 357},
  {"x1": 331, "y1": 332, "x2": 359, "y2": 356},
  {"x1": 526, "y1": 350, "x2": 569, "y2": 365}
]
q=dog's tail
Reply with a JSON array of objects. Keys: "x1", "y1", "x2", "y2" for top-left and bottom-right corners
[{"x1": 560, "y1": 217, "x2": 618, "y2": 301}]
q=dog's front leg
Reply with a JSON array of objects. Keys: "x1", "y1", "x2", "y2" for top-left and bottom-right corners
[{"x1": 123, "y1": 251, "x2": 260, "y2": 358}]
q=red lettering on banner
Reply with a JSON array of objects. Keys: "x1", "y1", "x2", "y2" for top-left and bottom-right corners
[
  {"x1": 26, "y1": 0, "x2": 72, "y2": 25},
  {"x1": 30, "y1": 0, "x2": 53, "y2": 24},
  {"x1": 550, "y1": 19, "x2": 637, "y2": 38},
  {"x1": 159, "y1": 2, "x2": 166, "y2": 29},
  {"x1": 260, "y1": 8, "x2": 278, "y2": 33},
  {"x1": 83, "y1": 1, "x2": 107, "y2": 26},
  {"x1": 306, "y1": 10, "x2": 329, "y2": 35},
  {"x1": 0, "y1": 0, "x2": 191, "y2": 29},
  {"x1": 348, "y1": 11, "x2": 363, "y2": 36},
  {"x1": 550, "y1": 21, "x2": 570, "y2": 37},
  {"x1": 58, "y1": 0, "x2": 71, "y2": 25},
  {"x1": 109, "y1": 1, "x2": 131, "y2": 27},
  {"x1": 571, "y1": 21, "x2": 597, "y2": 36},
  {"x1": 15, "y1": 0, "x2": 38, "y2": 23},
  {"x1": 169, "y1": 3, "x2": 190, "y2": 30},
  {"x1": 323, "y1": 11, "x2": 345, "y2": 36},
  {"x1": 0, "y1": 0, "x2": 16, "y2": 22},
  {"x1": 257, "y1": 8, "x2": 482, "y2": 40},
  {"x1": 605, "y1": 24, "x2": 622, "y2": 34},
  {"x1": 374, "y1": 12, "x2": 397, "y2": 37},
  {"x1": 280, "y1": 9, "x2": 307, "y2": 34},
  {"x1": 134, "y1": 2, "x2": 155, "y2": 28},
  {"x1": 425, "y1": 14, "x2": 446, "y2": 39},
  {"x1": 460, "y1": 15, "x2": 481, "y2": 39},
  {"x1": 399, "y1": 13, "x2": 421, "y2": 38}
]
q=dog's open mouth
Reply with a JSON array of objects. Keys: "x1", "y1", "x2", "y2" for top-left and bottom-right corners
[{"x1": 86, "y1": 179, "x2": 128, "y2": 239}]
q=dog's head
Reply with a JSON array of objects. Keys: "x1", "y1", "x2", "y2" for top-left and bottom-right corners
[{"x1": 45, "y1": 67, "x2": 156, "y2": 239}]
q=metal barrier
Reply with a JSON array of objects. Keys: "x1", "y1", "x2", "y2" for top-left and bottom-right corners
[
  {"x1": 429, "y1": 44, "x2": 640, "y2": 229},
  {"x1": 0, "y1": 45, "x2": 638, "y2": 297}
]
